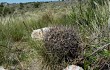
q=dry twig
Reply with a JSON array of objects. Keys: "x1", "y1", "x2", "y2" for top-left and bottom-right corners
[{"x1": 89, "y1": 43, "x2": 110, "y2": 56}]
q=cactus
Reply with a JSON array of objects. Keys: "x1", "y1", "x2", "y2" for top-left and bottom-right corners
[{"x1": 42, "y1": 26, "x2": 83, "y2": 70}]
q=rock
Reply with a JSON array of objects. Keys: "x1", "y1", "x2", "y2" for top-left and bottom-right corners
[
  {"x1": 31, "y1": 27, "x2": 50, "y2": 40},
  {"x1": 63, "y1": 65, "x2": 84, "y2": 70},
  {"x1": 0, "y1": 66, "x2": 5, "y2": 70}
]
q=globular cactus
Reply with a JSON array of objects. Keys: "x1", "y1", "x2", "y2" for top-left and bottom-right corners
[{"x1": 42, "y1": 26, "x2": 83, "y2": 69}]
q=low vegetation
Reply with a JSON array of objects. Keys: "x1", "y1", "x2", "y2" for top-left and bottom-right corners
[{"x1": 0, "y1": 0, "x2": 110, "y2": 70}]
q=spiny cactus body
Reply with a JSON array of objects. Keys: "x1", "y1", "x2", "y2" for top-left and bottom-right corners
[{"x1": 43, "y1": 26, "x2": 82, "y2": 67}]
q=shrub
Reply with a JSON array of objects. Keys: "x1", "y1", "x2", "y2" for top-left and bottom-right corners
[
  {"x1": 0, "y1": 7, "x2": 15, "y2": 16},
  {"x1": 33, "y1": 2, "x2": 41, "y2": 8}
]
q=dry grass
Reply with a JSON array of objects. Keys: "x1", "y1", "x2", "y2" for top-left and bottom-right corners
[{"x1": 0, "y1": 0, "x2": 110, "y2": 70}]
